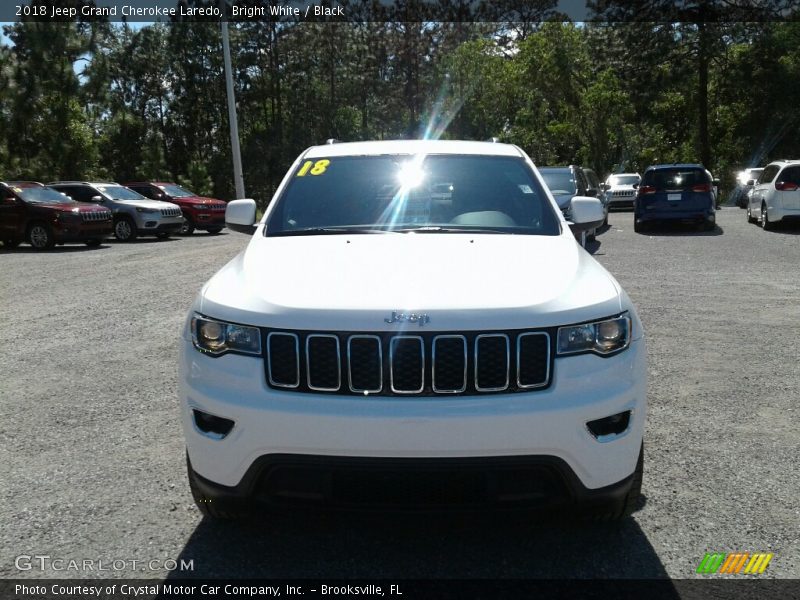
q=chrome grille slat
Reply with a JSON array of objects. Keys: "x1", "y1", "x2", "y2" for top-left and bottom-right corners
[
  {"x1": 389, "y1": 336, "x2": 424, "y2": 394},
  {"x1": 305, "y1": 334, "x2": 341, "y2": 392},
  {"x1": 347, "y1": 335, "x2": 383, "y2": 394},
  {"x1": 267, "y1": 332, "x2": 300, "y2": 388},
  {"x1": 160, "y1": 207, "x2": 182, "y2": 217},
  {"x1": 517, "y1": 332, "x2": 551, "y2": 389},
  {"x1": 432, "y1": 335, "x2": 467, "y2": 393},
  {"x1": 474, "y1": 334, "x2": 510, "y2": 392}
]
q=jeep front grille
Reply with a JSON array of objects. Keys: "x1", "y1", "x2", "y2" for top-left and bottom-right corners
[
  {"x1": 81, "y1": 210, "x2": 111, "y2": 222},
  {"x1": 160, "y1": 207, "x2": 182, "y2": 218},
  {"x1": 264, "y1": 329, "x2": 552, "y2": 396},
  {"x1": 611, "y1": 190, "x2": 635, "y2": 197}
]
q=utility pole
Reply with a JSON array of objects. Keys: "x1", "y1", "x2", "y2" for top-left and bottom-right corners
[{"x1": 220, "y1": 0, "x2": 245, "y2": 199}]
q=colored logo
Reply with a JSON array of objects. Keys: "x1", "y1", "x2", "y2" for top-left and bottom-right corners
[{"x1": 697, "y1": 552, "x2": 773, "y2": 575}]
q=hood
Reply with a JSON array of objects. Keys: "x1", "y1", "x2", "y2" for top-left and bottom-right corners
[
  {"x1": 175, "y1": 195, "x2": 225, "y2": 206},
  {"x1": 198, "y1": 232, "x2": 624, "y2": 331},
  {"x1": 31, "y1": 202, "x2": 109, "y2": 213},
  {"x1": 114, "y1": 199, "x2": 179, "y2": 210}
]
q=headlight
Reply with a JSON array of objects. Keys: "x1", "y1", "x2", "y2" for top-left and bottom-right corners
[
  {"x1": 135, "y1": 207, "x2": 159, "y2": 214},
  {"x1": 557, "y1": 315, "x2": 631, "y2": 356},
  {"x1": 191, "y1": 315, "x2": 261, "y2": 356}
]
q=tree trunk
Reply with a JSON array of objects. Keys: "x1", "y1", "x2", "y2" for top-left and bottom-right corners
[{"x1": 697, "y1": 22, "x2": 710, "y2": 168}]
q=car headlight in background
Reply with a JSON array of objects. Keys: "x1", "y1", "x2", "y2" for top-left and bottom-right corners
[
  {"x1": 557, "y1": 315, "x2": 631, "y2": 356},
  {"x1": 191, "y1": 315, "x2": 261, "y2": 356}
]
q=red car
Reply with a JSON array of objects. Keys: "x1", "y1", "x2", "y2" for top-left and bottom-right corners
[
  {"x1": 0, "y1": 181, "x2": 113, "y2": 250},
  {"x1": 123, "y1": 182, "x2": 226, "y2": 235}
]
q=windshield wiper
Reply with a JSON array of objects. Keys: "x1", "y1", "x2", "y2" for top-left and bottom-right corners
[
  {"x1": 393, "y1": 226, "x2": 508, "y2": 234},
  {"x1": 269, "y1": 227, "x2": 397, "y2": 237}
]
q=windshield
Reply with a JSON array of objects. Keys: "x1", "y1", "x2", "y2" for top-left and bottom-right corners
[
  {"x1": 96, "y1": 185, "x2": 147, "y2": 200},
  {"x1": 17, "y1": 186, "x2": 76, "y2": 204},
  {"x1": 539, "y1": 170, "x2": 577, "y2": 195},
  {"x1": 609, "y1": 175, "x2": 640, "y2": 186},
  {"x1": 158, "y1": 184, "x2": 195, "y2": 198},
  {"x1": 265, "y1": 155, "x2": 560, "y2": 236}
]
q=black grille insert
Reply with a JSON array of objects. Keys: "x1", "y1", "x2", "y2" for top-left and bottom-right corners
[
  {"x1": 475, "y1": 334, "x2": 510, "y2": 391},
  {"x1": 432, "y1": 335, "x2": 467, "y2": 393},
  {"x1": 267, "y1": 333, "x2": 299, "y2": 388},
  {"x1": 306, "y1": 335, "x2": 340, "y2": 391},
  {"x1": 348, "y1": 336, "x2": 382, "y2": 393},
  {"x1": 390, "y1": 336, "x2": 424, "y2": 393},
  {"x1": 517, "y1": 333, "x2": 550, "y2": 388}
]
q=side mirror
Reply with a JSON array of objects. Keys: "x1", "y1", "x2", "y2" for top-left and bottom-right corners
[
  {"x1": 153, "y1": 192, "x2": 164, "y2": 199},
  {"x1": 586, "y1": 187, "x2": 598, "y2": 197},
  {"x1": 226, "y1": 198, "x2": 257, "y2": 235},
  {"x1": 91, "y1": 195, "x2": 104, "y2": 203},
  {"x1": 600, "y1": 183, "x2": 609, "y2": 191},
  {"x1": 746, "y1": 179, "x2": 755, "y2": 186},
  {"x1": 568, "y1": 196, "x2": 605, "y2": 232},
  {"x1": 632, "y1": 183, "x2": 639, "y2": 189}
]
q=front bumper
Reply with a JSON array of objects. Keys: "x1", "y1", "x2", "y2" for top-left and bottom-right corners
[
  {"x1": 180, "y1": 336, "x2": 647, "y2": 495},
  {"x1": 189, "y1": 211, "x2": 226, "y2": 229},
  {"x1": 138, "y1": 218, "x2": 184, "y2": 234},
  {"x1": 53, "y1": 221, "x2": 113, "y2": 241},
  {"x1": 188, "y1": 452, "x2": 639, "y2": 512}
]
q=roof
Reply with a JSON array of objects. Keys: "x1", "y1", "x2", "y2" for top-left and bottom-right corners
[
  {"x1": 48, "y1": 181, "x2": 120, "y2": 186},
  {"x1": 5, "y1": 181, "x2": 44, "y2": 188},
  {"x1": 122, "y1": 181, "x2": 178, "y2": 186},
  {"x1": 303, "y1": 139, "x2": 523, "y2": 159},
  {"x1": 647, "y1": 164, "x2": 706, "y2": 170}
]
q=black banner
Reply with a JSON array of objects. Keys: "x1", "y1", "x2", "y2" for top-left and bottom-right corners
[
  {"x1": 3, "y1": 0, "x2": 800, "y2": 23},
  {"x1": 1, "y1": 579, "x2": 800, "y2": 600}
]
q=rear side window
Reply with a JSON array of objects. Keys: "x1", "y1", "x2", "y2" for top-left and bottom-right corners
[
  {"x1": 777, "y1": 166, "x2": 800, "y2": 185},
  {"x1": 642, "y1": 168, "x2": 709, "y2": 190},
  {"x1": 758, "y1": 165, "x2": 780, "y2": 184}
]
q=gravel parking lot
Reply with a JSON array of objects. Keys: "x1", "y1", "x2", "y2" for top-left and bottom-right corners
[{"x1": 1, "y1": 209, "x2": 798, "y2": 580}]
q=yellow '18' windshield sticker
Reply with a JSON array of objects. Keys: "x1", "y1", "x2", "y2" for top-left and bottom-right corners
[{"x1": 296, "y1": 159, "x2": 330, "y2": 177}]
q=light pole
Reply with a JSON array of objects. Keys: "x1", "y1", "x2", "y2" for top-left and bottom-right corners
[{"x1": 220, "y1": 0, "x2": 246, "y2": 199}]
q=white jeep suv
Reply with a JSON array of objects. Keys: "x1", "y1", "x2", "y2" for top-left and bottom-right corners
[{"x1": 179, "y1": 140, "x2": 646, "y2": 519}]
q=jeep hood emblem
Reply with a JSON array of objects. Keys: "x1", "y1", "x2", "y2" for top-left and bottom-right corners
[{"x1": 385, "y1": 311, "x2": 430, "y2": 326}]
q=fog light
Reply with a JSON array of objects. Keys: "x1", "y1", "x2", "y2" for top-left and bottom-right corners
[
  {"x1": 586, "y1": 410, "x2": 631, "y2": 441},
  {"x1": 193, "y1": 409, "x2": 234, "y2": 439}
]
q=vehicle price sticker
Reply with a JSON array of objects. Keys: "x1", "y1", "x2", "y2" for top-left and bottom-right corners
[
  {"x1": 668, "y1": 193, "x2": 681, "y2": 201},
  {"x1": 296, "y1": 159, "x2": 331, "y2": 177}
]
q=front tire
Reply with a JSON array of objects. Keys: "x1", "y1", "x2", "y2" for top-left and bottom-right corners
[
  {"x1": 114, "y1": 216, "x2": 138, "y2": 242},
  {"x1": 180, "y1": 219, "x2": 195, "y2": 235},
  {"x1": 187, "y1": 454, "x2": 250, "y2": 520},
  {"x1": 28, "y1": 223, "x2": 55, "y2": 250},
  {"x1": 747, "y1": 206, "x2": 757, "y2": 224}
]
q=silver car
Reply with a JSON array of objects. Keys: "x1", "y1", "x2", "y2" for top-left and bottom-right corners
[{"x1": 48, "y1": 182, "x2": 184, "y2": 241}]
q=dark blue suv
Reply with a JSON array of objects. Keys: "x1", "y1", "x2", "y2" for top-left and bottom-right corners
[{"x1": 634, "y1": 164, "x2": 717, "y2": 232}]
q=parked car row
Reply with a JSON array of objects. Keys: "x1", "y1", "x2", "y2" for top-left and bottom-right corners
[
  {"x1": 538, "y1": 162, "x2": 726, "y2": 237},
  {"x1": 0, "y1": 180, "x2": 227, "y2": 250}
]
